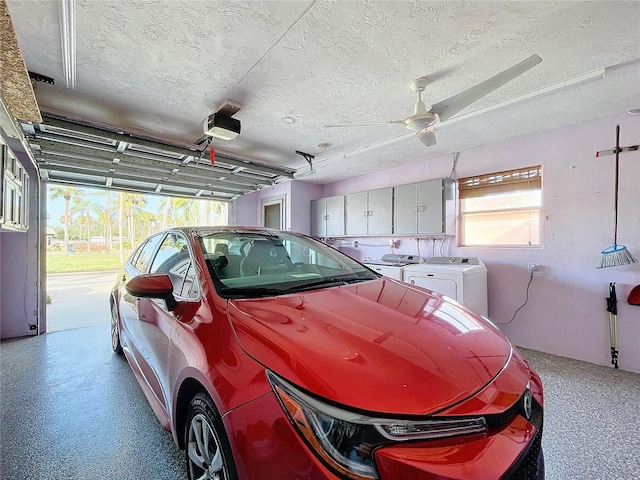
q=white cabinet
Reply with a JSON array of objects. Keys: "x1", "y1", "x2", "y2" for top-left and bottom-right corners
[
  {"x1": 310, "y1": 195, "x2": 345, "y2": 237},
  {"x1": 395, "y1": 178, "x2": 454, "y2": 235},
  {"x1": 345, "y1": 187, "x2": 393, "y2": 236},
  {"x1": 1, "y1": 143, "x2": 29, "y2": 232}
]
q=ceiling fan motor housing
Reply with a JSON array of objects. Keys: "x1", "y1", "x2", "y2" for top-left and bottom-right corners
[{"x1": 405, "y1": 112, "x2": 436, "y2": 130}]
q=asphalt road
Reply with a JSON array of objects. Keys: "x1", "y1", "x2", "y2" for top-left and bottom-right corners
[{"x1": 46, "y1": 271, "x2": 118, "y2": 332}]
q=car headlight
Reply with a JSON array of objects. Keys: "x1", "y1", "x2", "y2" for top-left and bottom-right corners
[{"x1": 268, "y1": 372, "x2": 488, "y2": 480}]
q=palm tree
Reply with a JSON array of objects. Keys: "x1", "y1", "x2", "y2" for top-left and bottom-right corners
[
  {"x1": 121, "y1": 192, "x2": 147, "y2": 244},
  {"x1": 92, "y1": 196, "x2": 115, "y2": 251},
  {"x1": 71, "y1": 196, "x2": 93, "y2": 252},
  {"x1": 119, "y1": 192, "x2": 125, "y2": 263},
  {"x1": 49, "y1": 186, "x2": 81, "y2": 256},
  {"x1": 159, "y1": 197, "x2": 171, "y2": 230}
]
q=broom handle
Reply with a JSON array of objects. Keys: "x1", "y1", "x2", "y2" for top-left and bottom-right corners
[{"x1": 613, "y1": 123, "x2": 620, "y2": 245}]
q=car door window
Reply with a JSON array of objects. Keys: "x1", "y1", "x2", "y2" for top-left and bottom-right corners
[
  {"x1": 150, "y1": 233, "x2": 188, "y2": 273},
  {"x1": 133, "y1": 234, "x2": 165, "y2": 273},
  {"x1": 179, "y1": 262, "x2": 200, "y2": 299},
  {"x1": 149, "y1": 232, "x2": 199, "y2": 300}
]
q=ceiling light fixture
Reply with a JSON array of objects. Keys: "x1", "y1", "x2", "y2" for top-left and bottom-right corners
[
  {"x1": 59, "y1": 0, "x2": 76, "y2": 89},
  {"x1": 282, "y1": 116, "x2": 295, "y2": 124}
]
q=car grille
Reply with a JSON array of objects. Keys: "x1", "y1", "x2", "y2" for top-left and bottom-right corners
[{"x1": 503, "y1": 427, "x2": 543, "y2": 480}]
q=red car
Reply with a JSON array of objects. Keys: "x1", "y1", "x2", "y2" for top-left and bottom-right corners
[{"x1": 110, "y1": 227, "x2": 544, "y2": 480}]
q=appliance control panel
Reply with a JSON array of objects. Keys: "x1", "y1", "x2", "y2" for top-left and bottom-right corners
[
  {"x1": 424, "y1": 257, "x2": 481, "y2": 265},
  {"x1": 381, "y1": 253, "x2": 420, "y2": 264}
]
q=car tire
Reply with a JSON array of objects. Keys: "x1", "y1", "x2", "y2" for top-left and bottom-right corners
[
  {"x1": 185, "y1": 392, "x2": 238, "y2": 480},
  {"x1": 110, "y1": 300, "x2": 123, "y2": 355}
]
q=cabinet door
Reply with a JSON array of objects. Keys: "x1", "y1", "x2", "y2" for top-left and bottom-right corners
[
  {"x1": 325, "y1": 195, "x2": 345, "y2": 237},
  {"x1": 417, "y1": 179, "x2": 444, "y2": 234},
  {"x1": 395, "y1": 183, "x2": 418, "y2": 235},
  {"x1": 345, "y1": 192, "x2": 368, "y2": 236},
  {"x1": 310, "y1": 199, "x2": 326, "y2": 237},
  {"x1": 367, "y1": 187, "x2": 393, "y2": 235}
]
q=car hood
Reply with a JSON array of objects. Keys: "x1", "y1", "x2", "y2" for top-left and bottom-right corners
[{"x1": 228, "y1": 278, "x2": 517, "y2": 415}]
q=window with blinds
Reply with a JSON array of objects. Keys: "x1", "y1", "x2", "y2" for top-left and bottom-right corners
[{"x1": 458, "y1": 166, "x2": 542, "y2": 246}]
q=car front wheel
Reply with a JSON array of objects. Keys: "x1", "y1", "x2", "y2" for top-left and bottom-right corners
[{"x1": 186, "y1": 392, "x2": 237, "y2": 480}]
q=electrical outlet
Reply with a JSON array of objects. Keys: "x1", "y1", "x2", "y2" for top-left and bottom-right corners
[
  {"x1": 352, "y1": 240, "x2": 358, "y2": 248},
  {"x1": 528, "y1": 263, "x2": 542, "y2": 274},
  {"x1": 389, "y1": 239, "x2": 397, "y2": 248}
]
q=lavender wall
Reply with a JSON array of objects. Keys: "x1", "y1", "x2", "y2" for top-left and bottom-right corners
[
  {"x1": 233, "y1": 181, "x2": 323, "y2": 234},
  {"x1": 234, "y1": 182, "x2": 291, "y2": 227},
  {"x1": 290, "y1": 181, "x2": 323, "y2": 234},
  {"x1": 323, "y1": 114, "x2": 640, "y2": 373},
  {"x1": 1, "y1": 151, "x2": 41, "y2": 339},
  {"x1": 231, "y1": 113, "x2": 640, "y2": 372}
]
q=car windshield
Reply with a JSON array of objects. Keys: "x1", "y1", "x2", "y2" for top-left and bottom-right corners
[{"x1": 198, "y1": 230, "x2": 379, "y2": 298}]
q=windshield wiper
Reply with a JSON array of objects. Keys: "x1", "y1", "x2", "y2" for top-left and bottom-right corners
[
  {"x1": 287, "y1": 276, "x2": 370, "y2": 293},
  {"x1": 218, "y1": 286, "x2": 285, "y2": 298}
]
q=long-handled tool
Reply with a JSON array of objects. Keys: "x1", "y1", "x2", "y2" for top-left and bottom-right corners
[
  {"x1": 596, "y1": 124, "x2": 638, "y2": 268},
  {"x1": 606, "y1": 282, "x2": 619, "y2": 369}
]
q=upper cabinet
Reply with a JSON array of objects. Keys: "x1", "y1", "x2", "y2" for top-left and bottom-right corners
[
  {"x1": 345, "y1": 187, "x2": 393, "y2": 236},
  {"x1": 310, "y1": 178, "x2": 454, "y2": 238},
  {"x1": 311, "y1": 195, "x2": 345, "y2": 237},
  {"x1": 1, "y1": 143, "x2": 30, "y2": 232},
  {"x1": 395, "y1": 178, "x2": 454, "y2": 235}
]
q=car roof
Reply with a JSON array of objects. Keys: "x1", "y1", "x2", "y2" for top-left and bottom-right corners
[{"x1": 165, "y1": 226, "x2": 292, "y2": 237}]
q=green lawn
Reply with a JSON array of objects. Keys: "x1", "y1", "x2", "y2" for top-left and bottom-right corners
[{"x1": 47, "y1": 251, "x2": 132, "y2": 274}]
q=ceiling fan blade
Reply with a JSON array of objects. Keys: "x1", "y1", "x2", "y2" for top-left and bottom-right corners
[
  {"x1": 325, "y1": 120, "x2": 405, "y2": 127},
  {"x1": 416, "y1": 126, "x2": 436, "y2": 147},
  {"x1": 430, "y1": 54, "x2": 542, "y2": 123}
]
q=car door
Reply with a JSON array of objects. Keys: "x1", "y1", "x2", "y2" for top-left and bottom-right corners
[
  {"x1": 136, "y1": 232, "x2": 200, "y2": 414},
  {"x1": 119, "y1": 233, "x2": 165, "y2": 366}
]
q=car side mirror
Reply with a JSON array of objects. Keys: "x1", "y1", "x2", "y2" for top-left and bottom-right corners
[{"x1": 125, "y1": 274, "x2": 177, "y2": 311}]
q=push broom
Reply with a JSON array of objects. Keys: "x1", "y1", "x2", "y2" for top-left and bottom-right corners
[{"x1": 596, "y1": 124, "x2": 638, "y2": 268}]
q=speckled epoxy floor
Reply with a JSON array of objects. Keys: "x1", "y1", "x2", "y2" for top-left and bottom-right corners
[
  {"x1": 1, "y1": 325, "x2": 639, "y2": 480},
  {"x1": 1, "y1": 324, "x2": 186, "y2": 480},
  {"x1": 520, "y1": 348, "x2": 640, "y2": 480}
]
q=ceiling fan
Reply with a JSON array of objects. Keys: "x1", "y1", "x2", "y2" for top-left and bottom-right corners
[{"x1": 325, "y1": 54, "x2": 542, "y2": 147}]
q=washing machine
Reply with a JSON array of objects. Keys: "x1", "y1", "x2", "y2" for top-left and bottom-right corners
[
  {"x1": 364, "y1": 254, "x2": 420, "y2": 281},
  {"x1": 402, "y1": 257, "x2": 488, "y2": 317}
]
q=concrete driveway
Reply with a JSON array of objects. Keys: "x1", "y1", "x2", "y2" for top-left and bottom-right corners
[{"x1": 46, "y1": 271, "x2": 118, "y2": 332}]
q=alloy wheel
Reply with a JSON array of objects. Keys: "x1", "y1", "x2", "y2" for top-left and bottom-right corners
[
  {"x1": 110, "y1": 301, "x2": 123, "y2": 354},
  {"x1": 187, "y1": 413, "x2": 227, "y2": 480}
]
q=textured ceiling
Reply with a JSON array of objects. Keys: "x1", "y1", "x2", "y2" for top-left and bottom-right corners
[{"x1": 5, "y1": 0, "x2": 640, "y2": 186}]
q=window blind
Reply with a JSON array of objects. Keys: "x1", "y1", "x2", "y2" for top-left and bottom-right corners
[{"x1": 458, "y1": 166, "x2": 542, "y2": 199}]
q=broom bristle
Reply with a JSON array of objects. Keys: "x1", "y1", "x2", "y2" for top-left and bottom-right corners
[{"x1": 597, "y1": 244, "x2": 638, "y2": 268}]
